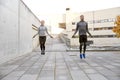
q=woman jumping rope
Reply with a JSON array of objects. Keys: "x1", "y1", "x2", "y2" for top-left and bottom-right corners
[{"x1": 33, "y1": 20, "x2": 53, "y2": 55}]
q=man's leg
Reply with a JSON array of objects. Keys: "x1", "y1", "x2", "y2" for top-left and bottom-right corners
[
  {"x1": 83, "y1": 42, "x2": 86, "y2": 53},
  {"x1": 80, "y1": 44, "x2": 82, "y2": 53},
  {"x1": 40, "y1": 44, "x2": 42, "y2": 50},
  {"x1": 79, "y1": 44, "x2": 83, "y2": 59},
  {"x1": 83, "y1": 35, "x2": 87, "y2": 58},
  {"x1": 79, "y1": 35, "x2": 83, "y2": 59}
]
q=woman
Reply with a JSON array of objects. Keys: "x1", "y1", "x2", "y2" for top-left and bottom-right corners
[{"x1": 33, "y1": 20, "x2": 53, "y2": 55}]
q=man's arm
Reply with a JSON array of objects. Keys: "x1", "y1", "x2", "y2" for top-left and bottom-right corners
[
  {"x1": 72, "y1": 23, "x2": 79, "y2": 38},
  {"x1": 86, "y1": 23, "x2": 92, "y2": 37}
]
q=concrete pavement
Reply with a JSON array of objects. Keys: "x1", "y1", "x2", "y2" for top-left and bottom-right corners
[{"x1": 0, "y1": 38, "x2": 120, "y2": 80}]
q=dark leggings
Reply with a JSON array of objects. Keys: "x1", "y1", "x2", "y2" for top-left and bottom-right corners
[
  {"x1": 80, "y1": 43, "x2": 86, "y2": 53},
  {"x1": 79, "y1": 35, "x2": 87, "y2": 54},
  {"x1": 39, "y1": 36, "x2": 46, "y2": 51}
]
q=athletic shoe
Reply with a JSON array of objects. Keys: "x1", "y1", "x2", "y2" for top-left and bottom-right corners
[
  {"x1": 83, "y1": 53, "x2": 86, "y2": 58},
  {"x1": 43, "y1": 50, "x2": 45, "y2": 55},
  {"x1": 80, "y1": 54, "x2": 82, "y2": 59},
  {"x1": 41, "y1": 52, "x2": 44, "y2": 55},
  {"x1": 41, "y1": 50, "x2": 44, "y2": 55}
]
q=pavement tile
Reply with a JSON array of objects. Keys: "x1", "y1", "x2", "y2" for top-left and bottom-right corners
[
  {"x1": 88, "y1": 74, "x2": 108, "y2": 80},
  {"x1": 1, "y1": 77, "x2": 19, "y2": 80},
  {"x1": 70, "y1": 70, "x2": 89, "y2": 80},
  {"x1": 19, "y1": 74, "x2": 37, "y2": 80},
  {"x1": 84, "y1": 69, "x2": 97, "y2": 74},
  {"x1": 6, "y1": 71, "x2": 25, "y2": 77}
]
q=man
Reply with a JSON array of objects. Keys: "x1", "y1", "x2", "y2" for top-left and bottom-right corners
[
  {"x1": 33, "y1": 20, "x2": 53, "y2": 55},
  {"x1": 72, "y1": 15, "x2": 92, "y2": 59}
]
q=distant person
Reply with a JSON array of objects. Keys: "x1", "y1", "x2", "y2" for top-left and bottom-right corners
[
  {"x1": 33, "y1": 20, "x2": 53, "y2": 55},
  {"x1": 72, "y1": 15, "x2": 92, "y2": 59}
]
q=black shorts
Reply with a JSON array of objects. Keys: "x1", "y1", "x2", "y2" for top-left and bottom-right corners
[
  {"x1": 39, "y1": 36, "x2": 46, "y2": 44},
  {"x1": 79, "y1": 35, "x2": 87, "y2": 43}
]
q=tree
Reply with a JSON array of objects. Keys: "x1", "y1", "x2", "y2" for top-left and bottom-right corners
[{"x1": 112, "y1": 15, "x2": 120, "y2": 38}]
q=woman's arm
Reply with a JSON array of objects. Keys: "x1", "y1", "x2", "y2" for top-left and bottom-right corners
[
  {"x1": 33, "y1": 28, "x2": 39, "y2": 38},
  {"x1": 46, "y1": 27, "x2": 53, "y2": 38}
]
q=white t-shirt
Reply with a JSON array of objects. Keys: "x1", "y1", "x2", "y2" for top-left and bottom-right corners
[{"x1": 38, "y1": 26, "x2": 48, "y2": 36}]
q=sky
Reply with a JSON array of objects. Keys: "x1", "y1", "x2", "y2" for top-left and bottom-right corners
[
  {"x1": 22, "y1": 0, "x2": 120, "y2": 34},
  {"x1": 22, "y1": 0, "x2": 120, "y2": 15}
]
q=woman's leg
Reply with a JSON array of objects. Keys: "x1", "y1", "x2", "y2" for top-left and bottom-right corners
[
  {"x1": 39, "y1": 37, "x2": 42, "y2": 50},
  {"x1": 43, "y1": 36, "x2": 46, "y2": 51}
]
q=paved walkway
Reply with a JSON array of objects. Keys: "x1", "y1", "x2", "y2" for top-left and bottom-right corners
[{"x1": 0, "y1": 37, "x2": 120, "y2": 80}]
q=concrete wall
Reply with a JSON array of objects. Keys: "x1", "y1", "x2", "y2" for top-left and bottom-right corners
[{"x1": 0, "y1": 0, "x2": 40, "y2": 64}]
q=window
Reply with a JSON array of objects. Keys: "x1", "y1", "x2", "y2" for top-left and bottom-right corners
[
  {"x1": 101, "y1": 20, "x2": 105, "y2": 23},
  {"x1": 108, "y1": 18, "x2": 114, "y2": 22},
  {"x1": 88, "y1": 28, "x2": 92, "y2": 31},
  {"x1": 94, "y1": 27, "x2": 113, "y2": 31},
  {"x1": 108, "y1": 27, "x2": 113, "y2": 30},
  {"x1": 87, "y1": 18, "x2": 115, "y2": 24},
  {"x1": 72, "y1": 29, "x2": 76, "y2": 31},
  {"x1": 66, "y1": 8, "x2": 70, "y2": 11},
  {"x1": 72, "y1": 22, "x2": 76, "y2": 25},
  {"x1": 93, "y1": 35, "x2": 116, "y2": 38},
  {"x1": 32, "y1": 24, "x2": 38, "y2": 31},
  {"x1": 87, "y1": 21, "x2": 93, "y2": 24},
  {"x1": 59, "y1": 23, "x2": 66, "y2": 29},
  {"x1": 96, "y1": 20, "x2": 101, "y2": 23},
  {"x1": 112, "y1": 18, "x2": 116, "y2": 22},
  {"x1": 104, "y1": 19, "x2": 109, "y2": 22}
]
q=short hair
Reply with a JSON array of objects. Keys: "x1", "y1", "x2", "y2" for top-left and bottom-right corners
[
  {"x1": 40, "y1": 20, "x2": 45, "y2": 23},
  {"x1": 80, "y1": 15, "x2": 84, "y2": 17}
]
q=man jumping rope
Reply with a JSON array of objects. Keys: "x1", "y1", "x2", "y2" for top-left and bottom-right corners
[
  {"x1": 72, "y1": 15, "x2": 92, "y2": 59},
  {"x1": 33, "y1": 20, "x2": 53, "y2": 55}
]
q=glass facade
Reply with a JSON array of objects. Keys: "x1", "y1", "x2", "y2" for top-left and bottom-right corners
[
  {"x1": 87, "y1": 18, "x2": 115, "y2": 24},
  {"x1": 93, "y1": 27, "x2": 113, "y2": 30}
]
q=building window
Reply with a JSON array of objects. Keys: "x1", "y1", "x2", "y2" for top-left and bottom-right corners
[
  {"x1": 59, "y1": 23, "x2": 66, "y2": 29},
  {"x1": 93, "y1": 35, "x2": 116, "y2": 38},
  {"x1": 94, "y1": 27, "x2": 113, "y2": 31},
  {"x1": 32, "y1": 24, "x2": 38, "y2": 31},
  {"x1": 108, "y1": 18, "x2": 114, "y2": 22},
  {"x1": 107, "y1": 27, "x2": 113, "y2": 30},
  {"x1": 66, "y1": 8, "x2": 70, "y2": 11},
  {"x1": 100, "y1": 20, "x2": 105, "y2": 23},
  {"x1": 72, "y1": 22, "x2": 76, "y2": 25},
  {"x1": 87, "y1": 21, "x2": 92, "y2": 24},
  {"x1": 104, "y1": 19, "x2": 109, "y2": 22},
  {"x1": 88, "y1": 28, "x2": 92, "y2": 31},
  {"x1": 87, "y1": 18, "x2": 115, "y2": 24},
  {"x1": 72, "y1": 29, "x2": 76, "y2": 31}
]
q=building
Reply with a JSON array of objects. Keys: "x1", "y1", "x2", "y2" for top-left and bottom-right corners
[{"x1": 60, "y1": 7, "x2": 120, "y2": 47}]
